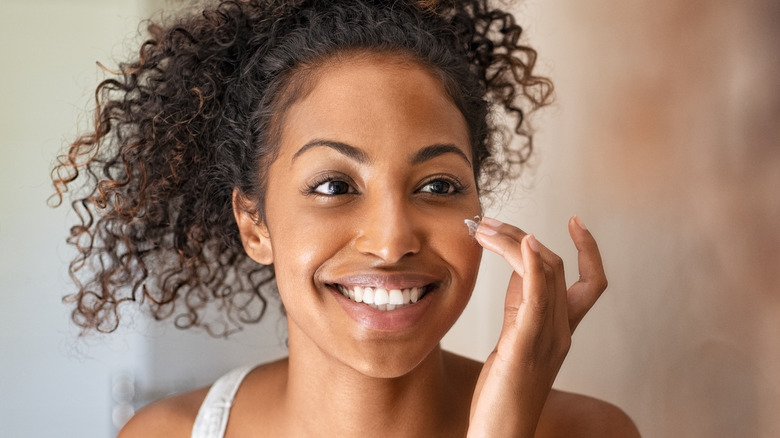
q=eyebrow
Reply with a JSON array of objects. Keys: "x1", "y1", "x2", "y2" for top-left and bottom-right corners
[
  {"x1": 291, "y1": 139, "x2": 472, "y2": 167},
  {"x1": 410, "y1": 143, "x2": 472, "y2": 167},
  {"x1": 292, "y1": 140, "x2": 370, "y2": 164}
]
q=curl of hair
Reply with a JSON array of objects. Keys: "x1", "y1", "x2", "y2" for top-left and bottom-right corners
[{"x1": 50, "y1": 0, "x2": 552, "y2": 336}]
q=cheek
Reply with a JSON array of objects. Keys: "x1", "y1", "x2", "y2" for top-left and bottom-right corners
[
  {"x1": 267, "y1": 224, "x2": 334, "y2": 321},
  {"x1": 429, "y1": 212, "x2": 483, "y2": 289},
  {"x1": 266, "y1": 205, "x2": 354, "y2": 291},
  {"x1": 454, "y1": 235, "x2": 483, "y2": 291},
  {"x1": 270, "y1": 220, "x2": 338, "y2": 276}
]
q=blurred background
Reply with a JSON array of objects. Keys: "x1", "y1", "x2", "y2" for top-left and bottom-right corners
[{"x1": 1, "y1": 0, "x2": 777, "y2": 436}]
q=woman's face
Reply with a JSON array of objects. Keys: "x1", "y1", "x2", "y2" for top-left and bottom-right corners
[{"x1": 245, "y1": 53, "x2": 482, "y2": 377}]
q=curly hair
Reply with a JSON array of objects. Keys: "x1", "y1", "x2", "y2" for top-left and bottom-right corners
[{"x1": 50, "y1": 0, "x2": 552, "y2": 336}]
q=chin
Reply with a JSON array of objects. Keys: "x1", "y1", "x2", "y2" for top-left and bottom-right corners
[{"x1": 341, "y1": 340, "x2": 443, "y2": 380}]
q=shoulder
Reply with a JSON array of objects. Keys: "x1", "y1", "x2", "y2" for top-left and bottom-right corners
[
  {"x1": 536, "y1": 389, "x2": 641, "y2": 438},
  {"x1": 117, "y1": 387, "x2": 210, "y2": 438},
  {"x1": 441, "y1": 352, "x2": 640, "y2": 438},
  {"x1": 118, "y1": 360, "x2": 286, "y2": 438}
]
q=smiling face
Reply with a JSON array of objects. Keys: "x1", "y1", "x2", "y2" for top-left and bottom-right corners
[{"x1": 237, "y1": 52, "x2": 483, "y2": 377}]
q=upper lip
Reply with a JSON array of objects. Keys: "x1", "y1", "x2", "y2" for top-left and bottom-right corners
[{"x1": 326, "y1": 272, "x2": 441, "y2": 291}]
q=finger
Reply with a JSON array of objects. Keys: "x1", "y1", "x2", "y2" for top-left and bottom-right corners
[
  {"x1": 476, "y1": 232, "x2": 547, "y2": 338},
  {"x1": 480, "y1": 216, "x2": 528, "y2": 242},
  {"x1": 476, "y1": 220, "x2": 563, "y2": 327},
  {"x1": 534, "y1": 235, "x2": 567, "y2": 331},
  {"x1": 475, "y1": 220, "x2": 528, "y2": 276},
  {"x1": 514, "y1": 230, "x2": 568, "y2": 336},
  {"x1": 510, "y1": 236, "x2": 563, "y2": 340},
  {"x1": 518, "y1": 234, "x2": 549, "y2": 330},
  {"x1": 540, "y1": 240, "x2": 562, "y2": 334},
  {"x1": 549, "y1": 248, "x2": 570, "y2": 335},
  {"x1": 531, "y1": 233, "x2": 573, "y2": 365},
  {"x1": 566, "y1": 215, "x2": 608, "y2": 332},
  {"x1": 474, "y1": 222, "x2": 529, "y2": 340},
  {"x1": 476, "y1": 220, "x2": 568, "y2": 338},
  {"x1": 480, "y1": 217, "x2": 566, "y2": 277},
  {"x1": 474, "y1": 227, "x2": 527, "y2": 333}
]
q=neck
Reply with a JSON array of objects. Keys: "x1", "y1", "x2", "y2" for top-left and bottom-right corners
[{"x1": 281, "y1": 324, "x2": 466, "y2": 437}]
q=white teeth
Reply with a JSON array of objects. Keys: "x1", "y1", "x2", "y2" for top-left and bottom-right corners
[
  {"x1": 335, "y1": 284, "x2": 427, "y2": 311},
  {"x1": 362, "y1": 287, "x2": 375, "y2": 305},
  {"x1": 410, "y1": 287, "x2": 420, "y2": 303},
  {"x1": 374, "y1": 288, "x2": 389, "y2": 305},
  {"x1": 389, "y1": 289, "x2": 403, "y2": 305}
]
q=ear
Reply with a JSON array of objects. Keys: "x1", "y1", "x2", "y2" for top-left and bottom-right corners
[{"x1": 232, "y1": 188, "x2": 273, "y2": 265}]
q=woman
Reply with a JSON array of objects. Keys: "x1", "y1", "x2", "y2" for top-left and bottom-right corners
[{"x1": 52, "y1": 0, "x2": 640, "y2": 436}]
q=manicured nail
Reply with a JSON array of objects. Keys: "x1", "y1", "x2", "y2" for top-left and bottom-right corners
[
  {"x1": 527, "y1": 234, "x2": 540, "y2": 253},
  {"x1": 481, "y1": 216, "x2": 503, "y2": 227},
  {"x1": 573, "y1": 215, "x2": 587, "y2": 230}
]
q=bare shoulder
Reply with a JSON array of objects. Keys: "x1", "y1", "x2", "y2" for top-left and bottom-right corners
[
  {"x1": 440, "y1": 352, "x2": 639, "y2": 437},
  {"x1": 536, "y1": 389, "x2": 641, "y2": 438},
  {"x1": 117, "y1": 386, "x2": 210, "y2": 438}
]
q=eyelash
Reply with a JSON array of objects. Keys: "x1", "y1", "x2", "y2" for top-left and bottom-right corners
[
  {"x1": 417, "y1": 174, "x2": 468, "y2": 196},
  {"x1": 301, "y1": 173, "x2": 356, "y2": 197},
  {"x1": 301, "y1": 173, "x2": 468, "y2": 198}
]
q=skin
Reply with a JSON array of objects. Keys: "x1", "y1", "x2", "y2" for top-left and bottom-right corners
[{"x1": 119, "y1": 53, "x2": 640, "y2": 437}]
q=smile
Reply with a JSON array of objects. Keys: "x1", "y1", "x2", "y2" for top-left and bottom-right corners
[{"x1": 334, "y1": 284, "x2": 431, "y2": 311}]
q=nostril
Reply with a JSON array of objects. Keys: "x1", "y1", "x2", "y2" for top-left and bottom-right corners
[{"x1": 353, "y1": 223, "x2": 422, "y2": 262}]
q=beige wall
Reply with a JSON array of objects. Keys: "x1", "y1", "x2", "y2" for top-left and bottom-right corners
[{"x1": 451, "y1": 1, "x2": 778, "y2": 436}]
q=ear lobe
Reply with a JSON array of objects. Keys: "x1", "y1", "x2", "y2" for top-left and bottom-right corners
[{"x1": 232, "y1": 189, "x2": 273, "y2": 265}]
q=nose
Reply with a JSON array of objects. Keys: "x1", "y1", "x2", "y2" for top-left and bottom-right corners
[{"x1": 353, "y1": 194, "x2": 422, "y2": 263}]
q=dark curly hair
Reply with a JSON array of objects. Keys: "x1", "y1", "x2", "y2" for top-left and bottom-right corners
[{"x1": 50, "y1": 0, "x2": 552, "y2": 336}]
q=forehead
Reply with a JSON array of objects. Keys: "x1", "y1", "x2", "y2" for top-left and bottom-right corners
[{"x1": 277, "y1": 53, "x2": 471, "y2": 161}]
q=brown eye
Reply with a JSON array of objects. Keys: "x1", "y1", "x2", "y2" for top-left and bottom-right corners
[
  {"x1": 314, "y1": 180, "x2": 352, "y2": 195},
  {"x1": 420, "y1": 179, "x2": 454, "y2": 194}
]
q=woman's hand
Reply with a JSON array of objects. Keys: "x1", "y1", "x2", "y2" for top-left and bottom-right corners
[{"x1": 466, "y1": 216, "x2": 607, "y2": 438}]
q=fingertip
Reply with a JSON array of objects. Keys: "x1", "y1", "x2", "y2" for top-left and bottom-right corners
[
  {"x1": 475, "y1": 229, "x2": 515, "y2": 263},
  {"x1": 474, "y1": 230, "x2": 500, "y2": 254},
  {"x1": 569, "y1": 215, "x2": 586, "y2": 233},
  {"x1": 526, "y1": 234, "x2": 541, "y2": 253},
  {"x1": 475, "y1": 225, "x2": 525, "y2": 276},
  {"x1": 521, "y1": 234, "x2": 541, "y2": 274},
  {"x1": 573, "y1": 215, "x2": 587, "y2": 231},
  {"x1": 569, "y1": 215, "x2": 595, "y2": 246},
  {"x1": 480, "y1": 216, "x2": 503, "y2": 228}
]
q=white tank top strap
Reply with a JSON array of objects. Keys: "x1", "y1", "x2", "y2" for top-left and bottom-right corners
[{"x1": 191, "y1": 364, "x2": 256, "y2": 438}]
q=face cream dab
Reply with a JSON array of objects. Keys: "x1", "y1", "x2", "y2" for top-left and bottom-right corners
[{"x1": 464, "y1": 215, "x2": 481, "y2": 237}]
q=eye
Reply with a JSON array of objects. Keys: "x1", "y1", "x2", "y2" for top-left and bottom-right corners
[
  {"x1": 303, "y1": 175, "x2": 357, "y2": 197},
  {"x1": 417, "y1": 176, "x2": 466, "y2": 195},
  {"x1": 420, "y1": 180, "x2": 454, "y2": 194}
]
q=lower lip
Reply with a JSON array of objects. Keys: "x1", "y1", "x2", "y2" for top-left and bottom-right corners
[{"x1": 329, "y1": 286, "x2": 436, "y2": 332}]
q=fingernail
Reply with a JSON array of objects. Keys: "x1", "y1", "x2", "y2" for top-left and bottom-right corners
[
  {"x1": 476, "y1": 223, "x2": 497, "y2": 236},
  {"x1": 573, "y1": 215, "x2": 587, "y2": 230},
  {"x1": 481, "y1": 216, "x2": 503, "y2": 227},
  {"x1": 527, "y1": 234, "x2": 540, "y2": 253}
]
